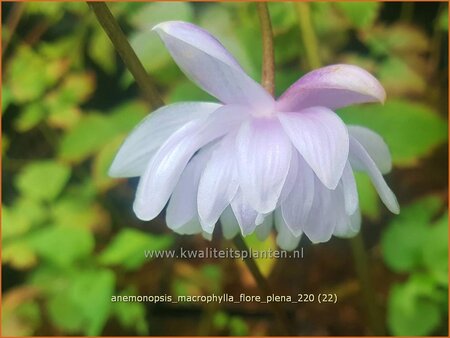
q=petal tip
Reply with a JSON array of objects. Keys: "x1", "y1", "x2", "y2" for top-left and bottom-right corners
[
  {"x1": 152, "y1": 20, "x2": 184, "y2": 33},
  {"x1": 132, "y1": 199, "x2": 156, "y2": 221}
]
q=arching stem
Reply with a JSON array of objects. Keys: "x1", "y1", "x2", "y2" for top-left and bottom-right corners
[{"x1": 89, "y1": 2, "x2": 163, "y2": 109}]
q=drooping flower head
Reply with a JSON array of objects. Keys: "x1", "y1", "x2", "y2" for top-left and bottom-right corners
[{"x1": 109, "y1": 21, "x2": 399, "y2": 250}]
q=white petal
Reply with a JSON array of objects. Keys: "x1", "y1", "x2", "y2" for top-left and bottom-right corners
[
  {"x1": 302, "y1": 177, "x2": 335, "y2": 243},
  {"x1": 197, "y1": 133, "x2": 239, "y2": 233},
  {"x1": 279, "y1": 107, "x2": 349, "y2": 189},
  {"x1": 153, "y1": 21, "x2": 274, "y2": 110},
  {"x1": 274, "y1": 209, "x2": 301, "y2": 251},
  {"x1": 172, "y1": 218, "x2": 203, "y2": 235},
  {"x1": 341, "y1": 162, "x2": 359, "y2": 215},
  {"x1": 231, "y1": 190, "x2": 259, "y2": 236},
  {"x1": 276, "y1": 64, "x2": 386, "y2": 112},
  {"x1": 133, "y1": 105, "x2": 246, "y2": 221},
  {"x1": 255, "y1": 213, "x2": 274, "y2": 241},
  {"x1": 166, "y1": 146, "x2": 214, "y2": 230},
  {"x1": 281, "y1": 155, "x2": 315, "y2": 237},
  {"x1": 349, "y1": 136, "x2": 400, "y2": 214},
  {"x1": 334, "y1": 208, "x2": 361, "y2": 238},
  {"x1": 220, "y1": 206, "x2": 240, "y2": 240},
  {"x1": 109, "y1": 102, "x2": 221, "y2": 177},
  {"x1": 202, "y1": 231, "x2": 213, "y2": 241},
  {"x1": 236, "y1": 118, "x2": 292, "y2": 214},
  {"x1": 348, "y1": 125, "x2": 392, "y2": 174}
]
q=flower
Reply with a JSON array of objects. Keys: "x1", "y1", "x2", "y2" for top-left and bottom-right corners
[{"x1": 109, "y1": 21, "x2": 399, "y2": 250}]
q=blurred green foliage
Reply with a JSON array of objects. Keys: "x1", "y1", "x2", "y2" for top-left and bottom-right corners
[
  {"x1": 2, "y1": 1, "x2": 448, "y2": 336},
  {"x1": 382, "y1": 197, "x2": 448, "y2": 335}
]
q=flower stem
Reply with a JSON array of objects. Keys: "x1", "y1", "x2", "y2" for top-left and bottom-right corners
[
  {"x1": 88, "y1": 2, "x2": 164, "y2": 109},
  {"x1": 232, "y1": 236, "x2": 292, "y2": 335},
  {"x1": 296, "y1": 2, "x2": 322, "y2": 69},
  {"x1": 350, "y1": 233, "x2": 385, "y2": 335},
  {"x1": 256, "y1": 2, "x2": 275, "y2": 96}
]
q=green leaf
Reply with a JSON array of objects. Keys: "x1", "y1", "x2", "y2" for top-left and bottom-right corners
[
  {"x1": 438, "y1": 7, "x2": 448, "y2": 31},
  {"x1": 7, "y1": 46, "x2": 65, "y2": 103},
  {"x1": 129, "y1": 2, "x2": 193, "y2": 74},
  {"x1": 92, "y1": 136, "x2": 124, "y2": 191},
  {"x1": 3, "y1": 241, "x2": 37, "y2": 270},
  {"x1": 46, "y1": 268, "x2": 115, "y2": 335},
  {"x1": 28, "y1": 225, "x2": 95, "y2": 267},
  {"x1": 422, "y1": 213, "x2": 448, "y2": 286},
  {"x1": 336, "y1": 2, "x2": 380, "y2": 30},
  {"x1": 243, "y1": 233, "x2": 277, "y2": 277},
  {"x1": 129, "y1": 2, "x2": 193, "y2": 29},
  {"x1": 50, "y1": 196, "x2": 109, "y2": 230},
  {"x1": 15, "y1": 161, "x2": 71, "y2": 201},
  {"x1": 112, "y1": 287, "x2": 149, "y2": 335},
  {"x1": 338, "y1": 100, "x2": 447, "y2": 166},
  {"x1": 268, "y1": 2, "x2": 297, "y2": 35},
  {"x1": 15, "y1": 104, "x2": 47, "y2": 132},
  {"x1": 388, "y1": 275, "x2": 442, "y2": 336},
  {"x1": 381, "y1": 196, "x2": 443, "y2": 272},
  {"x1": 2, "y1": 85, "x2": 12, "y2": 113},
  {"x1": 2, "y1": 198, "x2": 46, "y2": 240},
  {"x1": 99, "y1": 228, "x2": 174, "y2": 270},
  {"x1": 354, "y1": 172, "x2": 380, "y2": 220},
  {"x1": 59, "y1": 102, "x2": 147, "y2": 162},
  {"x1": 89, "y1": 27, "x2": 116, "y2": 74}
]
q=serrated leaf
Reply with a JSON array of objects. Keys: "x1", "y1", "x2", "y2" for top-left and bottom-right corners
[
  {"x1": 28, "y1": 225, "x2": 95, "y2": 267},
  {"x1": 46, "y1": 268, "x2": 115, "y2": 335},
  {"x1": 15, "y1": 161, "x2": 71, "y2": 201},
  {"x1": 388, "y1": 275, "x2": 442, "y2": 335},
  {"x1": 381, "y1": 196, "x2": 443, "y2": 272},
  {"x1": 99, "y1": 228, "x2": 174, "y2": 270}
]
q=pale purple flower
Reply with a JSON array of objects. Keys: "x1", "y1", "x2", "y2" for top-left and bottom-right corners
[{"x1": 109, "y1": 21, "x2": 399, "y2": 250}]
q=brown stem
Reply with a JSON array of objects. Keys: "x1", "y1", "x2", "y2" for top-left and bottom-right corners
[
  {"x1": 256, "y1": 2, "x2": 275, "y2": 96},
  {"x1": 350, "y1": 233, "x2": 385, "y2": 335},
  {"x1": 88, "y1": 2, "x2": 164, "y2": 109}
]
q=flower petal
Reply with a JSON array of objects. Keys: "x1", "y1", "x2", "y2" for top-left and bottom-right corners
[
  {"x1": 349, "y1": 136, "x2": 400, "y2": 214},
  {"x1": 281, "y1": 154, "x2": 315, "y2": 237},
  {"x1": 255, "y1": 213, "x2": 274, "y2": 241},
  {"x1": 231, "y1": 190, "x2": 259, "y2": 236},
  {"x1": 274, "y1": 209, "x2": 301, "y2": 251},
  {"x1": 348, "y1": 125, "x2": 392, "y2": 174},
  {"x1": 277, "y1": 64, "x2": 386, "y2": 112},
  {"x1": 133, "y1": 105, "x2": 246, "y2": 221},
  {"x1": 166, "y1": 146, "x2": 214, "y2": 231},
  {"x1": 279, "y1": 107, "x2": 349, "y2": 189},
  {"x1": 220, "y1": 206, "x2": 240, "y2": 240},
  {"x1": 198, "y1": 133, "x2": 239, "y2": 233},
  {"x1": 109, "y1": 102, "x2": 221, "y2": 177},
  {"x1": 302, "y1": 177, "x2": 336, "y2": 243},
  {"x1": 236, "y1": 118, "x2": 292, "y2": 214},
  {"x1": 153, "y1": 21, "x2": 274, "y2": 110},
  {"x1": 333, "y1": 208, "x2": 361, "y2": 238},
  {"x1": 341, "y1": 162, "x2": 359, "y2": 215},
  {"x1": 172, "y1": 218, "x2": 203, "y2": 235}
]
